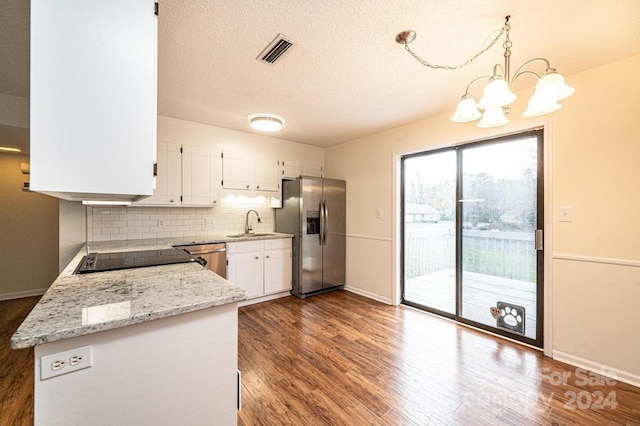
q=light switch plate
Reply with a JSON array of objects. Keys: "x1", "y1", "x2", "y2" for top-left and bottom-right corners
[{"x1": 559, "y1": 206, "x2": 573, "y2": 222}]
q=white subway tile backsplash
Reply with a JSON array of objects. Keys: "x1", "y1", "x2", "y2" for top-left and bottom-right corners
[{"x1": 86, "y1": 198, "x2": 275, "y2": 242}]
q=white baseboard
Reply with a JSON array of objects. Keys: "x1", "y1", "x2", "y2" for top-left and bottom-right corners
[
  {"x1": 0, "y1": 288, "x2": 47, "y2": 301},
  {"x1": 238, "y1": 291, "x2": 290, "y2": 307},
  {"x1": 344, "y1": 286, "x2": 392, "y2": 305},
  {"x1": 553, "y1": 350, "x2": 640, "y2": 388}
]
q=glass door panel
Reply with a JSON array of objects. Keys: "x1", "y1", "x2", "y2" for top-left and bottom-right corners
[
  {"x1": 459, "y1": 137, "x2": 539, "y2": 340},
  {"x1": 403, "y1": 150, "x2": 457, "y2": 315}
]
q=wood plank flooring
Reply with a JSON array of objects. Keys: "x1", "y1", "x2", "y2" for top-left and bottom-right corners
[
  {"x1": 0, "y1": 296, "x2": 39, "y2": 426},
  {"x1": 2, "y1": 292, "x2": 640, "y2": 425},
  {"x1": 238, "y1": 291, "x2": 640, "y2": 425}
]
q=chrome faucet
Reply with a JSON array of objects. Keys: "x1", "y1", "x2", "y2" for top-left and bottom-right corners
[{"x1": 245, "y1": 210, "x2": 262, "y2": 234}]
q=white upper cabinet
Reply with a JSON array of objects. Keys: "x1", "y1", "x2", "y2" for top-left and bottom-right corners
[
  {"x1": 302, "y1": 161, "x2": 324, "y2": 178},
  {"x1": 181, "y1": 145, "x2": 221, "y2": 206},
  {"x1": 221, "y1": 150, "x2": 254, "y2": 191},
  {"x1": 29, "y1": 0, "x2": 157, "y2": 202},
  {"x1": 281, "y1": 160, "x2": 302, "y2": 180},
  {"x1": 254, "y1": 157, "x2": 280, "y2": 192},
  {"x1": 137, "y1": 142, "x2": 181, "y2": 206}
]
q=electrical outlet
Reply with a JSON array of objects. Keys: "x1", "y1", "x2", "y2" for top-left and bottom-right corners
[
  {"x1": 205, "y1": 217, "x2": 215, "y2": 228},
  {"x1": 375, "y1": 208, "x2": 382, "y2": 219},
  {"x1": 40, "y1": 346, "x2": 92, "y2": 380},
  {"x1": 158, "y1": 218, "x2": 165, "y2": 228}
]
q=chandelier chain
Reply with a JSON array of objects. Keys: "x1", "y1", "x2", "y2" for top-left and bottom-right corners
[{"x1": 402, "y1": 24, "x2": 508, "y2": 71}]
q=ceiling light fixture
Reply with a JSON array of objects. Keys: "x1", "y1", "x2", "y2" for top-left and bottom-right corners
[
  {"x1": 396, "y1": 16, "x2": 574, "y2": 127},
  {"x1": 248, "y1": 114, "x2": 284, "y2": 132},
  {"x1": 0, "y1": 146, "x2": 22, "y2": 153}
]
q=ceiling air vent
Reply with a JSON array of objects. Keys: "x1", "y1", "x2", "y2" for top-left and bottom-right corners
[{"x1": 257, "y1": 34, "x2": 295, "y2": 65}]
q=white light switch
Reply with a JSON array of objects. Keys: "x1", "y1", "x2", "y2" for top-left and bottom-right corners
[
  {"x1": 375, "y1": 208, "x2": 382, "y2": 219},
  {"x1": 559, "y1": 206, "x2": 573, "y2": 222}
]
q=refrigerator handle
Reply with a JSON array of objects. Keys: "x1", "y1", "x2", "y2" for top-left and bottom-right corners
[
  {"x1": 322, "y1": 199, "x2": 328, "y2": 246},
  {"x1": 319, "y1": 199, "x2": 325, "y2": 246}
]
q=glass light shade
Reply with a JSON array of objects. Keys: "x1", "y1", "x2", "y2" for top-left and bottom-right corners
[
  {"x1": 523, "y1": 88, "x2": 562, "y2": 117},
  {"x1": 477, "y1": 107, "x2": 509, "y2": 128},
  {"x1": 477, "y1": 77, "x2": 517, "y2": 109},
  {"x1": 536, "y1": 71, "x2": 575, "y2": 101},
  {"x1": 450, "y1": 95, "x2": 482, "y2": 122},
  {"x1": 248, "y1": 114, "x2": 284, "y2": 132}
]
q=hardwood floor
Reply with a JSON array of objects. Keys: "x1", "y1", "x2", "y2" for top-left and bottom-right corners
[
  {"x1": 238, "y1": 291, "x2": 640, "y2": 425},
  {"x1": 2, "y1": 292, "x2": 639, "y2": 425},
  {"x1": 0, "y1": 296, "x2": 39, "y2": 426}
]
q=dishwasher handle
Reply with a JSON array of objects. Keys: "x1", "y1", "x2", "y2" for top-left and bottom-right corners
[
  {"x1": 183, "y1": 247, "x2": 226, "y2": 255},
  {"x1": 195, "y1": 256, "x2": 208, "y2": 267}
]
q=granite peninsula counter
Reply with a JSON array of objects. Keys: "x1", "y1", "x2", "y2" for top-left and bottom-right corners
[
  {"x1": 10, "y1": 232, "x2": 292, "y2": 349},
  {"x1": 10, "y1": 240, "x2": 249, "y2": 349},
  {"x1": 9, "y1": 234, "x2": 291, "y2": 425}
]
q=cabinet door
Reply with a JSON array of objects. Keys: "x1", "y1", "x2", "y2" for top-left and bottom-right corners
[
  {"x1": 182, "y1": 145, "x2": 214, "y2": 205},
  {"x1": 227, "y1": 251, "x2": 263, "y2": 299},
  {"x1": 138, "y1": 142, "x2": 181, "y2": 206},
  {"x1": 222, "y1": 151, "x2": 254, "y2": 191},
  {"x1": 263, "y1": 247, "x2": 292, "y2": 295},
  {"x1": 263, "y1": 239, "x2": 292, "y2": 295},
  {"x1": 281, "y1": 160, "x2": 302, "y2": 180},
  {"x1": 254, "y1": 157, "x2": 280, "y2": 192},
  {"x1": 30, "y1": 0, "x2": 157, "y2": 201},
  {"x1": 302, "y1": 161, "x2": 323, "y2": 177}
]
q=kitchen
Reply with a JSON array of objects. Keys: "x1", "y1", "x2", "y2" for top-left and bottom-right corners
[{"x1": 2, "y1": 0, "x2": 640, "y2": 424}]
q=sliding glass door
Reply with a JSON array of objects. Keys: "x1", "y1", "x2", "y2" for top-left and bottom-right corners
[
  {"x1": 402, "y1": 130, "x2": 543, "y2": 347},
  {"x1": 403, "y1": 150, "x2": 457, "y2": 315}
]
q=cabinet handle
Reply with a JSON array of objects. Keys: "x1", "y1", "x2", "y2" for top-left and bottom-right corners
[
  {"x1": 266, "y1": 255, "x2": 270, "y2": 259},
  {"x1": 246, "y1": 185, "x2": 250, "y2": 189},
  {"x1": 257, "y1": 185, "x2": 260, "y2": 189},
  {"x1": 254, "y1": 256, "x2": 259, "y2": 260},
  {"x1": 170, "y1": 199, "x2": 174, "y2": 203}
]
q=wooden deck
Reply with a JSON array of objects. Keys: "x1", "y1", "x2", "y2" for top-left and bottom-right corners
[{"x1": 405, "y1": 268, "x2": 537, "y2": 339}]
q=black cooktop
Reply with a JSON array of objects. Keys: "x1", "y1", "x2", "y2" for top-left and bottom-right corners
[{"x1": 75, "y1": 248, "x2": 199, "y2": 274}]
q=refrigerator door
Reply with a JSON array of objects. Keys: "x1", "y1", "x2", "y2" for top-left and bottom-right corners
[
  {"x1": 322, "y1": 178, "x2": 346, "y2": 289},
  {"x1": 300, "y1": 176, "x2": 324, "y2": 294}
]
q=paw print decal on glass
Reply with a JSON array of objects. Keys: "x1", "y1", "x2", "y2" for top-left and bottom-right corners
[{"x1": 496, "y1": 301, "x2": 526, "y2": 335}]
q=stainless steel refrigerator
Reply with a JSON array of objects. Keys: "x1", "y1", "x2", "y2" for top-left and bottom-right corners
[{"x1": 275, "y1": 176, "x2": 346, "y2": 299}]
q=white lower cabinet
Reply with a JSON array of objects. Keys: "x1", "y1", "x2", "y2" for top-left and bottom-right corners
[{"x1": 227, "y1": 239, "x2": 292, "y2": 301}]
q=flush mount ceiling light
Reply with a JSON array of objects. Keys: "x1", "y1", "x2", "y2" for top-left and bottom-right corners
[
  {"x1": 396, "y1": 16, "x2": 574, "y2": 127},
  {"x1": 248, "y1": 114, "x2": 285, "y2": 132}
]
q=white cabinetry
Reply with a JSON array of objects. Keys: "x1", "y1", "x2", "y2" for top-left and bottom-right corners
[
  {"x1": 30, "y1": 0, "x2": 157, "y2": 202},
  {"x1": 226, "y1": 241, "x2": 263, "y2": 299},
  {"x1": 254, "y1": 157, "x2": 281, "y2": 192},
  {"x1": 227, "y1": 239, "x2": 292, "y2": 301},
  {"x1": 281, "y1": 160, "x2": 323, "y2": 180},
  {"x1": 263, "y1": 239, "x2": 293, "y2": 295},
  {"x1": 221, "y1": 150, "x2": 254, "y2": 191},
  {"x1": 222, "y1": 151, "x2": 281, "y2": 193},
  {"x1": 135, "y1": 144, "x2": 220, "y2": 207},
  {"x1": 182, "y1": 146, "x2": 221, "y2": 206},
  {"x1": 137, "y1": 142, "x2": 181, "y2": 206}
]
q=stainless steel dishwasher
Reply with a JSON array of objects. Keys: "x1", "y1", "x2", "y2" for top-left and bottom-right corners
[{"x1": 178, "y1": 243, "x2": 227, "y2": 278}]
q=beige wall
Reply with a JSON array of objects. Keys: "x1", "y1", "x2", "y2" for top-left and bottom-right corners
[
  {"x1": 325, "y1": 54, "x2": 640, "y2": 380},
  {"x1": 0, "y1": 153, "x2": 59, "y2": 299}
]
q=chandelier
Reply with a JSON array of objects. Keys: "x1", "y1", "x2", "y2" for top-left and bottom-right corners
[{"x1": 396, "y1": 16, "x2": 574, "y2": 128}]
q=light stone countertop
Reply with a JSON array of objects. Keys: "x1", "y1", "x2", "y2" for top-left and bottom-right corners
[{"x1": 9, "y1": 233, "x2": 291, "y2": 350}]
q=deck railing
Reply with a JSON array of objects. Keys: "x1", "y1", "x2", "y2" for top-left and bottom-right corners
[{"x1": 405, "y1": 229, "x2": 536, "y2": 282}]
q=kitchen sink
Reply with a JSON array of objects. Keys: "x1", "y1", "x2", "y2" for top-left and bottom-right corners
[{"x1": 226, "y1": 233, "x2": 274, "y2": 238}]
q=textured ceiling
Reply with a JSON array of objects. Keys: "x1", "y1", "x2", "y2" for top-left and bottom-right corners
[{"x1": 2, "y1": 0, "x2": 640, "y2": 150}]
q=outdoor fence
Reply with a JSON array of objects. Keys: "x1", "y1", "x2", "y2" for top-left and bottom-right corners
[{"x1": 405, "y1": 228, "x2": 536, "y2": 282}]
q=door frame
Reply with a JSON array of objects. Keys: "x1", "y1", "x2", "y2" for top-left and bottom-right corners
[{"x1": 394, "y1": 123, "x2": 554, "y2": 355}]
